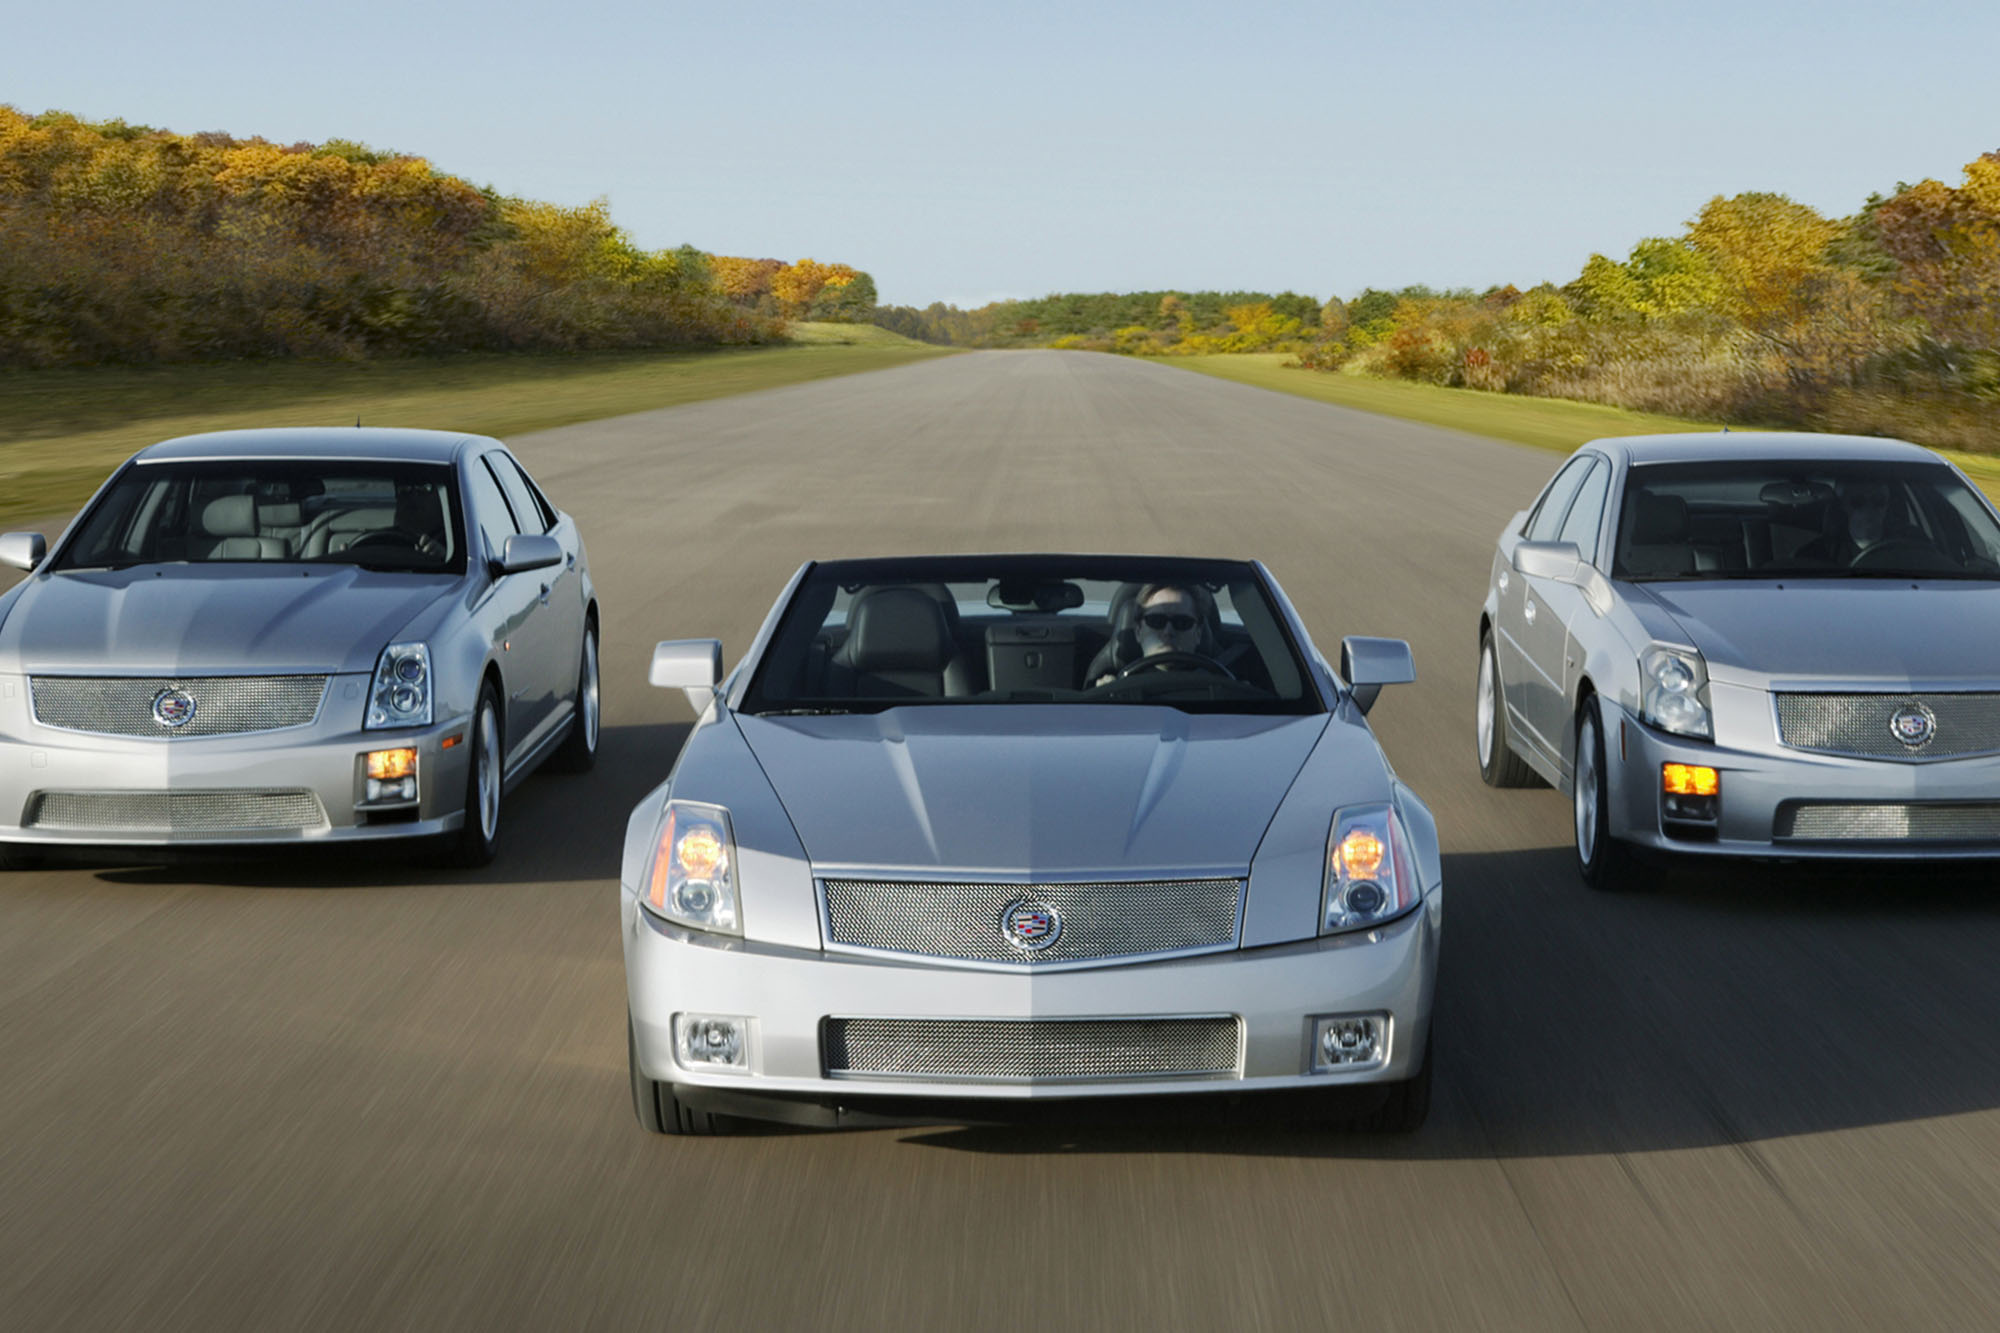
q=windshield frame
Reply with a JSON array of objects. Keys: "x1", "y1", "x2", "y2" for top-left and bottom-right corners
[
  {"x1": 739, "y1": 555, "x2": 1328, "y2": 717},
  {"x1": 51, "y1": 457, "x2": 468, "y2": 576}
]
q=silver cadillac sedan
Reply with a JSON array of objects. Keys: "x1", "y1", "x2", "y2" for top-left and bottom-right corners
[
  {"x1": 622, "y1": 554, "x2": 1440, "y2": 1134},
  {"x1": 0, "y1": 427, "x2": 599, "y2": 868},
  {"x1": 1478, "y1": 432, "x2": 2000, "y2": 888}
]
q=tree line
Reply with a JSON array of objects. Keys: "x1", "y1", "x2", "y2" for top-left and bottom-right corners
[{"x1": 0, "y1": 106, "x2": 875, "y2": 367}]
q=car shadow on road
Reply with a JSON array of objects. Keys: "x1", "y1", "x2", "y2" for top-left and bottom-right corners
[
  {"x1": 79, "y1": 721, "x2": 691, "y2": 890},
  {"x1": 900, "y1": 845, "x2": 2000, "y2": 1161}
]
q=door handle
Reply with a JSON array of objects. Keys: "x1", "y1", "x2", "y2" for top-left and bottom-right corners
[
  {"x1": 1497, "y1": 571, "x2": 1510, "y2": 593},
  {"x1": 1523, "y1": 598, "x2": 1537, "y2": 625},
  {"x1": 539, "y1": 583, "x2": 551, "y2": 604},
  {"x1": 565, "y1": 551, "x2": 575, "y2": 569}
]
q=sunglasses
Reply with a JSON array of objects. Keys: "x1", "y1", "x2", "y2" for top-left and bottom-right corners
[{"x1": 1140, "y1": 613, "x2": 1198, "y2": 632}]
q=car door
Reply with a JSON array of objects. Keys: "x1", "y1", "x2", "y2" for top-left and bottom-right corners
[
  {"x1": 1496, "y1": 455, "x2": 1595, "y2": 765},
  {"x1": 1520, "y1": 458, "x2": 1612, "y2": 767},
  {"x1": 491, "y1": 451, "x2": 586, "y2": 709},
  {"x1": 465, "y1": 454, "x2": 560, "y2": 769}
]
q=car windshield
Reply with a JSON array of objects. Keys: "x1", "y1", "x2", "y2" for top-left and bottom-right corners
[
  {"x1": 1613, "y1": 459, "x2": 2000, "y2": 582},
  {"x1": 742, "y1": 557, "x2": 1322, "y2": 715},
  {"x1": 55, "y1": 460, "x2": 465, "y2": 574}
]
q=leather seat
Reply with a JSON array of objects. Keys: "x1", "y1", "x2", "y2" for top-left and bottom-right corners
[
  {"x1": 199, "y1": 495, "x2": 285, "y2": 559},
  {"x1": 825, "y1": 588, "x2": 972, "y2": 698},
  {"x1": 1619, "y1": 493, "x2": 1697, "y2": 576}
]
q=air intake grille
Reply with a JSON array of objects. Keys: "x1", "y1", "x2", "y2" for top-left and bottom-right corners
[
  {"x1": 24, "y1": 789, "x2": 329, "y2": 835},
  {"x1": 1775, "y1": 802, "x2": 2000, "y2": 842},
  {"x1": 822, "y1": 1016, "x2": 1242, "y2": 1082},
  {"x1": 30, "y1": 675, "x2": 330, "y2": 738},
  {"x1": 821, "y1": 877, "x2": 1242, "y2": 965},
  {"x1": 1774, "y1": 693, "x2": 2000, "y2": 761}
]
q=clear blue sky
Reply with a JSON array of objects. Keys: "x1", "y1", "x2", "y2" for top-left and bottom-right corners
[{"x1": 7, "y1": 0, "x2": 1997, "y2": 308}]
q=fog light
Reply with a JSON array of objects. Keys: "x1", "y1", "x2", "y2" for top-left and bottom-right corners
[
  {"x1": 1662, "y1": 763, "x2": 1718, "y2": 797},
  {"x1": 674, "y1": 1014, "x2": 750, "y2": 1072},
  {"x1": 367, "y1": 748, "x2": 418, "y2": 780},
  {"x1": 1311, "y1": 1014, "x2": 1388, "y2": 1073}
]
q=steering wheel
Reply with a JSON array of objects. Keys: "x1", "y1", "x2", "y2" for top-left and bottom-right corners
[
  {"x1": 348, "y1": 530, "x2": 443, "y2": 557},
  {"x1": 1849, "y1": 538, "x2": 1953, "y2": 572},
  {"x1": 1116, "y1": 649, "x2": 1237, "y2": 681}
]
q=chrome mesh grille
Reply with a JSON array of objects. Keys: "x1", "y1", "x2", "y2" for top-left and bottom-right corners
[
  {"x1": 823, "y1": 1017, "x2": 1242, "y2": 1082},
  {"x1": 24, "y1": 789, "x2": 329, "y2": 835},
  {"x1": 1774, "y1": 693, "x2": 2000, "y2": 760},
  {"x1": 30, "y1": 675, "x2": 330, "y2": 739},
  {"x1": 822, "y1": 877, "x2": 1243, "y2": 965},
  {"x1": 1776, "y1": 801, "x2": 2000, "y2": 842}
]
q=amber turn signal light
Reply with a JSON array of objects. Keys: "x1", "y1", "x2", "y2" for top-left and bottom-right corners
[{"x1": 1661, "y1": 763, "x2": 1719, "y2": 797}]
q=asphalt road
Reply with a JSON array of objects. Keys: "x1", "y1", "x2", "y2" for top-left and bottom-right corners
[{"x1": 7, "y1": 350, "x2": 2000, "y2": 1330}]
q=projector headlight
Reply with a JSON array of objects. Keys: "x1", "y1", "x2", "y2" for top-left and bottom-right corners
[
  {"x1": 643, "y1": 801, "x2": 740, "y2": 936},
  {"x1": 1641, "y1": 643, "x2": 1711, "y2": 740},
  {"x1": 366, "y1": 642, "x2": 432, "y2": 729},
  {"x1": 1322, "y1": 804, "x2": 1421, "y2": 935}
]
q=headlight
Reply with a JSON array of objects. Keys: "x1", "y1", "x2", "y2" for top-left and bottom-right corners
[
  {"x1": 643, "y1": 801, "x2": 741, "y2": 935},
  {"x1": 367, "y1": 642, "x2": 433, "y2": 729},
  {"x1": 1641, "y1": 644, "x2": 1711, "y2": 740},
  {"x1": 1322, "y1": 803, "x2": 1420, "y2": 935}
]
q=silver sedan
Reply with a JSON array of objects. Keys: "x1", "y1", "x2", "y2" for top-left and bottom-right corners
[
  {"x1": 622, "y1": 554, "x2": 1441, "y2": 1135},
  {"x1": 1477, "y1": 432, "x2": 2000, "y2": 887},
  {"x1": 0, "y1": 427, "x2": 599, "y2": 867}
]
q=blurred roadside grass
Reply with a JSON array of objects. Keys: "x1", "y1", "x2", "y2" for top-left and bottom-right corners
[
  {"x1": 0, "y1": 325, "x2": 950, "y2": 525},
  {"x1": 1167, "y1": 352, "x2": 2000, "y2": 505}
]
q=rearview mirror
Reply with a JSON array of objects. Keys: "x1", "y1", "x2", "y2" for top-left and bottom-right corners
[
  {"x1": 0, "y1": 532, "x2": 47, "y2": 572},
  {"x1": 1513, "y1": 540, "x2": 1581, "y2": 582},
  {"x1": 651, "y1": 639, "x2": 724, "y2": 713},
  {"x1": 1340, "y1": 636, "x2": 1416, "y2": 715}
]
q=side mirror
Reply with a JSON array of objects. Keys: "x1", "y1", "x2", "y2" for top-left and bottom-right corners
[
  {"x1": 1340, "y1": 636, "x2": 1416, "y2": 716},
  {"x1": 496, "y1": 533, "x2": 563, "y2": 575},
  {"x1": 0, "y1": 532, "x2": 47, "y2": 572},
  {"x1": 651, "y1": 638, "x2": 724, "y2": 713},
  {"x1": 1513, "y1": 540, "x2": 1582, "y2": 582}
]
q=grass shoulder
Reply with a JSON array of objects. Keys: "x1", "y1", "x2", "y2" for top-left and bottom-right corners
[
  {"x1": 1158, "y1": 353, "x2": 2000, "y2": 504},
  {"x1": 0, "y1": 334, "x2": 952, "y2": 524}
]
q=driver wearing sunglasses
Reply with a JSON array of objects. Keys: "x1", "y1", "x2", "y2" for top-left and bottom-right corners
[{"x1": 1092, "y1": 582, "x2": 1208, "y2": 685}]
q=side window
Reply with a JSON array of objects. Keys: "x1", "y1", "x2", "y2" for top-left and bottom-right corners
[
  {"x1": 1556, "y1": 460, "x2": 1611, "y2": 563},
  {"x1": 487, "y1": 452, "x2": 549, "y2": 535},
  {"x1": 465, "y1": 459, "x2": 520, "y2": 563},
  {"x1": 498, "y1": 454, "x2": 558, "y2": 531},
  {"x1": 1526, "y1": 456, "x2": 1596, "y2": 542}
]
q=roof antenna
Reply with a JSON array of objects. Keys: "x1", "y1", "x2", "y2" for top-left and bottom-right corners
[
  {"x1": 1721, "y1": 426, "x2": 1730, "y2": 433},
  {"x1": 356, "y1": 414, "x2": 362, "y2": 428}
]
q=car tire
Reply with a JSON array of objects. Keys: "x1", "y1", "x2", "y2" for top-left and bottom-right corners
[
  {"x1": 629, "y1": 1015, "x2": 740, "y2": 1137},
  {"x1": 438, "y1": 681, "x2": 503, "y2": 869},
  {"x1": 1356, "y1": 1033, "x2": 1432, "y2": 1133},
  {"x1": 546, "y1": 623, "x2": 599, "y2": 775},
  {"x1": 1477, "y1": 632, "x2": 1540, "y2": 788},
  {"x1": 1574, "y1": 696, "x2": 1644, "y2": 890}
]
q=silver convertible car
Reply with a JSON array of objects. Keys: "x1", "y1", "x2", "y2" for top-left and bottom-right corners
[
  {"x1": 1478, "y1": 432, "x2": 2000, "y2": 887},
  {"x1": 622, "y1": 555, "x2": 1441, "y2": 1135},
  {"x1": 0, "y1": 427, "x2": 599, "y2": 868}
]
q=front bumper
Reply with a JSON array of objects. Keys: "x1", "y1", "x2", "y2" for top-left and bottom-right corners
[
  {"x1": 624, "y1": 891, "x2": 1439, "y2": 1108},
  {"x1": 0, "y1": 672, "x2": 473, "y2": 848},
  {"x1": 1610, "y1": 699, "x2": 2000, "y2": 859}
]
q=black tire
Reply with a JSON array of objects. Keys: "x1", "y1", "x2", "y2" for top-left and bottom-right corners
[
  {"x1": 1356, "y1": 1034, "x2": 1433, "y2": 1133},
  {"x1": 628, "y1": 1015, "x2": 739, "y2": 1137},
  {"x1": 546, "y1": 622, "x2": 599, "y2": 775},
  {"x1": 437, "y1": 681, "x2": 503, "y2": 868},
  {"x1": 1574, "y1": 696, "x2": 1645, "y2": 890},
  {"x1": 1477, "y1": 631, "x2": 1540, "y2": 788}
]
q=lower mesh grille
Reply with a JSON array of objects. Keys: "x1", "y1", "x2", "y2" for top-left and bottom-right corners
[
  {"x1": 24, "y1": 789, "x2": 330, "y2": 836},
  {"x1": 1775, "y1": 802, "x2": 2000, "y2": 842},
  {"x1": 822, "y1": 1016, "x2": 1242, "y2": 1082}
]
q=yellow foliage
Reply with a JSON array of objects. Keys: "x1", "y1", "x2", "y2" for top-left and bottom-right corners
[
  {"x1": 770, "y1": 258, "x2": 859, "y2": 315},
  {"x1": 1686, "y1": 193, "x2": 1842, "y2": 331}
]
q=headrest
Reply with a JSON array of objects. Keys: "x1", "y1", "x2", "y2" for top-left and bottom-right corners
[
  {"x1": 201, "y1": 494, "x2": 258, "y2": 538},
  {"x1": 1630, "y1": 493, "x2": 1689, "y2": 545},
  {"x1": 845, "y1": 588, "x2": 952, "y2": 673},
  {"x1": 902, "y1": 582, "x2": 960, "y2": 634},
  {"x1": 396, "y1": 486, "x2": 444, "y2": 531},
  {"x1": 261, "y1": 503, "x2": 302, "y2": 526}
]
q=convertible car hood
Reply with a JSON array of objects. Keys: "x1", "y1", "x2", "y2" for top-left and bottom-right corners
[
  {"x1": 0, "y1": 565, "x2": 458, "y2": 674},
  {"x1": 1639, "y1": 580, "x2": 2000, "y2": 687},
  {"x1": 736, "y1": 706, "x2": 1328, "y2": 878}
]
